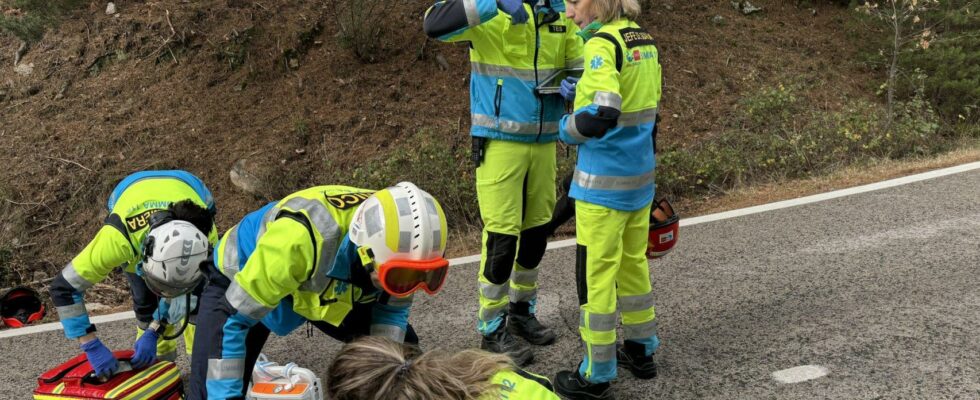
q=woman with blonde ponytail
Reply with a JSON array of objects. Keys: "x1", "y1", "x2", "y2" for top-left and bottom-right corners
[
  {"x1": 326, "y1": 337, "x2": 560, "y2": 400},
  {"x1": 554, "y1": 0, "x2": 664, "y2": 397}
]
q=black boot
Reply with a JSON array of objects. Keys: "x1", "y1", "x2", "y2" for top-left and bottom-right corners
[
  {"x1": 554, "y1": 370, "x2": 614, "y2": 400},
  {"x1": 508, "y1": 302, "x2": 557, "y2": 345},
  {"x1": 481, "y1": 320, "x2": 534, "y2": 366},
  {"x1": 617, "y1": 340, "x2": 657, "y2": 379}
]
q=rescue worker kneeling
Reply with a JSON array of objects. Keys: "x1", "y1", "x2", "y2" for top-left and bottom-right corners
[
  {"x1": 188, "y1": 182, "x2": 450, "y2": 400},
  {"x1": 49, "y1": 170, "x2": 217, "y2": 378}
]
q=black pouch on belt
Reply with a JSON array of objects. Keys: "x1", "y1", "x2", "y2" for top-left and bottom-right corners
[{"x1": 471, "y1": 136, "x2": 487, "y2": 167}]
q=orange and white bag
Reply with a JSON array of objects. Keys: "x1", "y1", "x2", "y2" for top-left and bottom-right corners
[{"x1": 246, "y1": 354, "x2": 323, "y2": 400}]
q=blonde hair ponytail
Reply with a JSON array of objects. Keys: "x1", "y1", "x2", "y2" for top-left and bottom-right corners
[{"x1": 326, "y1": 337, "x2": 514, "y2": 400}]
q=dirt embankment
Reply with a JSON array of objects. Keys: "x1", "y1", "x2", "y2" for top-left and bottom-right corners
[{"x1": 0, "y1": 0, "x2": 875, "y2": 307}]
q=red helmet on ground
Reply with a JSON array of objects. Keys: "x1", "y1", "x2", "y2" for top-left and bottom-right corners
[
  {"x1": 647, "y1": 198, "x2": 679, "y2": 259},
  {"x1": 0, "y1": 286, "x2": 46, "y2": 328}
]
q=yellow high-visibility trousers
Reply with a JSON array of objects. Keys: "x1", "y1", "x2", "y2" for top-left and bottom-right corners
[
  {"x1": 476, "y1": 139, "x2": 556, "y2": 335},
  {"x1": 574, "y1": 200, "x2": 659, "y2": 383}
]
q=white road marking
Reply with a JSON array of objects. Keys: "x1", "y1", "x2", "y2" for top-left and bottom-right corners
[
  {"x1": 0, "y1": 311, "x2": 134, "y2": 339},
  {"x1": 772, "y1": 365, "x2": 830, "y2": 384},
  {"x1": 682, "y1": 161, "x2": 980, "y2": 227},
  {"x1": 3, "y1": 161, "x2": 978, "y2": 339}
]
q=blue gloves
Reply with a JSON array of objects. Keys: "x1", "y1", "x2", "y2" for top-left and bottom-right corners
[
  {"x1": 497, "y1": 0, "x2": 528, "y2": 24},
  {"x1": 131, "y1": 328, "x2": 159, "y2": 369},
  {"x1": 560, "y1": 76, "x2": 580, "y2": 102},
  {"x1": 81, "y1": 338, "x2": 119, "y2": 378}
]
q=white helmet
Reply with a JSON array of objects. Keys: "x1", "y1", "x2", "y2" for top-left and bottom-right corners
[
  {"x1": 141, "y1": 220, "x2": 208, "y2": 298},
  {"x1": 349, "y1": 182, "x2": 448, "y2": 266}
]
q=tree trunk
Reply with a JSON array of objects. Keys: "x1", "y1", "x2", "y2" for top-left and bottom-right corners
[{"x1": 886, "y1": 0, "x2": 900, "y2": 128}]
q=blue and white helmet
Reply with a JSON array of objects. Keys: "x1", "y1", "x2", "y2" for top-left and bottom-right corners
[{"x1": 141, "y1": 220, "x2": 208, "y2": 298}]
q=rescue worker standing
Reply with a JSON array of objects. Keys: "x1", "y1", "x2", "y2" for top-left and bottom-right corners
[
  {"x1": 49, "y1": 170, "x2": 217, "y2": 378},
  {"x1": 189, "y1": 182, "x2": 450, "y2": 399},
  {"x1": 553, "y1": 0, "x2": 662, "y2": 397},
  {"x1": 423, "y1": 0, "x2": 583, "y2": 366}
]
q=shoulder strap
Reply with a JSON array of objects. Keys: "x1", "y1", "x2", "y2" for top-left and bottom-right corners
[
  {"x1": 104, "y1": 213, "x2": 138, "y2": 257},
  {"x1": 276, "y1": 210, "x2": 319, "y2": 283},
  {"x1": 592, "y1": 32, "x2": 623, "y2": 72}
]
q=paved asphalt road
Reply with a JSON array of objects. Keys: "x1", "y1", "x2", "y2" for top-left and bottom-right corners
[{"x1": 3, "y1": 168, "x2": 978, "y2": 399}]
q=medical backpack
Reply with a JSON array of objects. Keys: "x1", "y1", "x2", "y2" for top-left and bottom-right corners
[{"x1": 33, "y1": 350, "x2": 183, "y2": 399}]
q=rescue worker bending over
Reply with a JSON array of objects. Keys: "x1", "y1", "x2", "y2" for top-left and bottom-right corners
[
  {"x1": 49, "y1": 170, "x2": 217, "y2": 378},
  {"x1": 554, "y1": 0, "x2": 663, "y2": 397},
  {"x1": 188, "y1": 182, "x2": 450, "y2": 400},
  {"x1": 423, "y1": 0, "x2": 583, "y2": 366}
]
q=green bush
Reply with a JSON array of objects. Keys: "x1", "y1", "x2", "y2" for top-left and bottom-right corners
[
  {"x1": 657, "y1": 84, "x2": 944, "y2": 197},
  {"x1": 216, "y1": 28, "x2": 254, "y2": 71},
  {"x1": 350, "y1": 130, "x2": 480, "y2": 228},
  {"x1": 858, "y1": 0, "x2": 980, "y2": 125},
  {"x1": 897, "y1": 1, "x2": 980, "y2": 124},
  {"x1": 334, "y1": 0, "x2": 386, "y2": 63},
  {"x1": 739, "y1": 83, "x2": 802, "y2": 130},
  {"x1": 0, "y1": 0, "x2": 85, "y2": 43}
]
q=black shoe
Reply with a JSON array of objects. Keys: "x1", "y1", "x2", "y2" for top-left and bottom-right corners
[
  {"x1": 508, "y1": 303, "x2": 557, "y2": 345},
  {"x1": 617, "y1": 341, "x2": 657, "y2": 379},
  {"x1": 554, "y1": 370, "x2": 614, "y2": 400},
  {"x1": 481, "y1": 322, "x2": 534, "y2": 366}
]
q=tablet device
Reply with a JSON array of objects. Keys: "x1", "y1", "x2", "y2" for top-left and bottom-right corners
[{"x1": 535, "y1": 68, "x2": 584, "y2": 95}]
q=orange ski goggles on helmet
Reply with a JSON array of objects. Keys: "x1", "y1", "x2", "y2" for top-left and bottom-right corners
[{"x1": 359, "y1": 247, "x2": 450, "y2": 297}]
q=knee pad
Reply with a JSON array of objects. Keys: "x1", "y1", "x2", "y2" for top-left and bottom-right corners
[
  {"x1": 576, "y1": 244, "x2": 588, "y2": 306},
  {"x1": 483, "y1": 232, "x2": 518, "y2": 285},
  {"x1": 516, "y1": 224, "x2": 550, "y2": 269}
]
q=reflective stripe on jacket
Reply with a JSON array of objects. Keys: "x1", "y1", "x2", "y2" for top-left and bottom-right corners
[{"x1": 425, "y1": 0, "x2": 583, "y2": 143}]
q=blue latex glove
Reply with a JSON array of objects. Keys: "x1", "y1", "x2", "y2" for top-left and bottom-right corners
[
  {"x1": 80, "y1": 338, "x2": 119, "y2": 378},
  {"x1": 497, "y1": 0, "x2": 528, "y2": 24},
  {"x1": 560, "y1": 76, "x2": 580, "y2": 102},
  {"x1": 131, "y1": 328, "x2": 159, "y2": 369}
]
